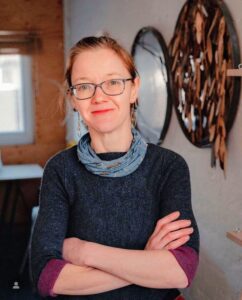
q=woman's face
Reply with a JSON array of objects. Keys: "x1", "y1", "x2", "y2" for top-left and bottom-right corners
[{"x1": 70, "y1": 48, "x2": 139, "y2": 135}]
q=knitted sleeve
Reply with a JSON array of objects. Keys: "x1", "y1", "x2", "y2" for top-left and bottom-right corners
[
  {"x1": 30, "y1": 153, "x2": 69, "y2": 295},
  {"x1": 159, "y1": 154, "x2": 200, "y2": 285}
]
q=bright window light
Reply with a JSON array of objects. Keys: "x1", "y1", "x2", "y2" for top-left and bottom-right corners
[{"x1": 0, "y1": 54, "x2": 34, "y2": 145}]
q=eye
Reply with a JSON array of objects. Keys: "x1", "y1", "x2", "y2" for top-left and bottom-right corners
[
  {"x1": 108, "y1": 79, "x2": 122, "y2": 86},
  {"x1": 76, "y1": 83, "x2": 91, "y2": 91}
]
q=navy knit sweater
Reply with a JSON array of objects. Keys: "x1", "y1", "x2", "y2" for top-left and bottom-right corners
[{"x1": 31, "y1": 143, "x2": 199, "y2": 299}]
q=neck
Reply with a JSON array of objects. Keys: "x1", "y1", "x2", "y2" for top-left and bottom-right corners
[{"x1": 89, "y1": 126, "x2": 133, "y2": 153}]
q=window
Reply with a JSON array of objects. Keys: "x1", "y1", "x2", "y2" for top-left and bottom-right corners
[
  {"x1": 0, "y1": 30, "x2": 37, "y2": 146},
  {"x1": 0, "y1": 54, "x2": 34, "y2": 146}
]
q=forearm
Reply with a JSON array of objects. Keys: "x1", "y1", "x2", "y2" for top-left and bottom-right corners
[
  {"x1": 52, "y1": 263, "x2": 131, "y2": 296},
  {"x1": 85, "y1": 243, "x2": 188, "y2": 289}
]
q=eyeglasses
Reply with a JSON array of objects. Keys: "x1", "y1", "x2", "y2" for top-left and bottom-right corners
[{"x1": 69, "y1": 78, "x2": 133, "y2": 100}]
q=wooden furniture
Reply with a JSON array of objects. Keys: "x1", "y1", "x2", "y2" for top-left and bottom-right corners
[
  {"x1": 0, "y1": 164, "x2": 43, "y2": 231},
  {"x1": 226, "y1": 230, "x2": 242, "y2": 247}
]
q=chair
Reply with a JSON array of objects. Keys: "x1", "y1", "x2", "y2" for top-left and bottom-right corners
[{"x1": 19, "y1": 206, "x2": 39, "y2": 276}]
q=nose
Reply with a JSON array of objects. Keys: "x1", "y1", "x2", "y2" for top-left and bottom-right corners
[{"x1": 91, "y1": 85, "x2": 107, "y2": 103}]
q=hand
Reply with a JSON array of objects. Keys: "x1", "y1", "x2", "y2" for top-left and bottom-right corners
[
  {"x1": 145, "y1": 211, "x2": 193, "y2": 251},
  {"x1": 62, "y1": 237, "x2": 89, "y2": 266}
]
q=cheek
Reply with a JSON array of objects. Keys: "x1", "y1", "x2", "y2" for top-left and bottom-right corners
[
  {"x1": 113, "y1": 98, "x2": 130, "y2": 117},
  {"x1": 121, "y1": 95, "x2": 133, "y2": 113},
  {"x1": 127, "y1": 87, "x2": 137, "y2": 105},
  {"x1": 118, "y1": 101, "x2": 132, "y2": 121},
  {"x1": 75, "y1": 104, "x2": 89, "y2": 119}
]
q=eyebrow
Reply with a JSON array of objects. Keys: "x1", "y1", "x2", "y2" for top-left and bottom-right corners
[
  {"x1": 106, "y1": 72, "x2": 124, "y2": 77},
  {"x1": 75, "y1": 72, "x2": 125, "y2": 81},
  {"x1": 72, "y1": 77, "x2": 90, "y2": 83}
]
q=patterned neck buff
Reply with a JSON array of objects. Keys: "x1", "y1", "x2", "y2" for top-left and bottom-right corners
[{"x1": 77, "y1": 128, "x2": 147, "y2": 177}]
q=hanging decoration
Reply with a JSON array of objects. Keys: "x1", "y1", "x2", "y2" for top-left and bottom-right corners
[{"x1": 169, "y1": 0, "x2": 241, "y2": 175}]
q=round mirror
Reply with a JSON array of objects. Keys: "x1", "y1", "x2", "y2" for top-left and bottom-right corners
[{"x1": 131, "y1": 27, "x2": 173, "y2": 145}]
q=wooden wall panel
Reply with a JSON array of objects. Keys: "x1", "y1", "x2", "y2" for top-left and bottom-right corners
[
  {"x1": 0, "y1": 0, "x2": 66, "y2": 166},
  {"x1": 0, "y1": 0, "x2": 66, "y2": 224}
]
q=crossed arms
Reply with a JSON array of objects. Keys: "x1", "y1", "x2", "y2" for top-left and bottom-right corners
[{"x1": 50, "y1": 211, "x2": 195, "y2": 296}]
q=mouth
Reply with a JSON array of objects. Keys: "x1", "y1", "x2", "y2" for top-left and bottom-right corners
[{"x1": 91, "y1": 109, "x2": 114, "y2": 115}]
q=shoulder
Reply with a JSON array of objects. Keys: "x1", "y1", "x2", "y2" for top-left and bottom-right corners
[
  {"x1": 44, "y1": 146, "x2": 78, "y2": 171},
  {"x1": 146, "y1": 143, "x2": 189, "y2": 170}
]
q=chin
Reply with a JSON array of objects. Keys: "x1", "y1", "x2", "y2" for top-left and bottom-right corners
[
  {"x1": 93, "y1": 125, "x2": 117, "y2": 134},
  {"x1": 87, "y1": 115, "x2": 130, "y2": 135},
  {"x1": 88, "y1": 121, "x2": 121, "y2": 135}
]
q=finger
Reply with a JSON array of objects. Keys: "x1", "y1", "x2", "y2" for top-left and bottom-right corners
[
  {"x1": 146, "y1": 226, "x2": 193, "y2": 250},
  {"x1": 151, "y1": 211, "x2": 180, "y2": 237},
  {"x1": 153, "y1": 219, "x2": 192, "y2": 242},
  {"x1": 146, "y1": 228, "x2": 192, "y2": 251},
  {"x1": 159, "y1": 227, "x2": 193, "y2": 248},
  {"x1": 165, "y1": 235, "x2": 190, "y2": 250}
]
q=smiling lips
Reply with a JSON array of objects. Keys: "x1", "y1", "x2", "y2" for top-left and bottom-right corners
[{"x1": 92, "y1": 109, "x2": 114, "y2": 115}]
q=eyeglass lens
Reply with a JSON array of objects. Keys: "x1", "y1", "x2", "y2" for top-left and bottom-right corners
[{"x1": 73, "y1": 79, "x2": 126, "y2": 100}]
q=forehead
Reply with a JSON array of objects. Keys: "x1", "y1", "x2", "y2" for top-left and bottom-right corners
[{"x1": 71, "y1": 48, "x2": 129, "y2": 81}]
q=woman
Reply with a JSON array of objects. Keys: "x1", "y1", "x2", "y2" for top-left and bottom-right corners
[{"x1": 31, "y1": 36, "x2": 199, "y2": 299}]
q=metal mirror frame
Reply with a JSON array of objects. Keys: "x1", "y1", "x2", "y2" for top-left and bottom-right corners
[{"x1": 131, "y1": 26, "x2": 173, "y2": 145}]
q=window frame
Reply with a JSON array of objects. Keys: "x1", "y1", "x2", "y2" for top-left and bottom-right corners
[{"x1": 0, "y1": 55, "x2": 34, "y2": 146}]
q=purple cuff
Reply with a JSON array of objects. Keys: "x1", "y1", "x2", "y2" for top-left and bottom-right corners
[
  {"x1": 38, "y1": 259, "x2": 67, "y2": 297},
  {"x1": 169, "y1": 246, "x2": 199, "y2": 286}
]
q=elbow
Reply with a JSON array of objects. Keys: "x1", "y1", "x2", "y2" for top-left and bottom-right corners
[
  {"x1": 167, "y1": 246, "x2": 199, "y2": 288},
  {"x1": 37, "y1": 259, "x2": 68, "y2": 298},
  {"x1": 175, "y1": 274, "x2": 189, "y2": 289},
  {"x1": 169, "y1": 267, "x2": 189, "y2": 289},
  {"x1": 155, "y1": 270, "x2": 189, "y2": 289}
]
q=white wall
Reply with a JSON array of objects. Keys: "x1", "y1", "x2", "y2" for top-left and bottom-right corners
[{"x1": 64, "y1": 1, "x2": 242, "y2": 299}]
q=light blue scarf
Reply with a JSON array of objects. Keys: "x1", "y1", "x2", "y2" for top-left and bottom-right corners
[{"x1": 77, "y1": 128, "x2": 147, "y2": 177}]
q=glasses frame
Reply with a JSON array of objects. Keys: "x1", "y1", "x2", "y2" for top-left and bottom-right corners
[{"x1": 69, "y1": 78, "x2": 133, "y2": 101}]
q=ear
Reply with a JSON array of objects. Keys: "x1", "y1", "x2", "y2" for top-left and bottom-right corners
[{"x1": 130, "y1": 76, "x2": 140, "y2": 104}]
